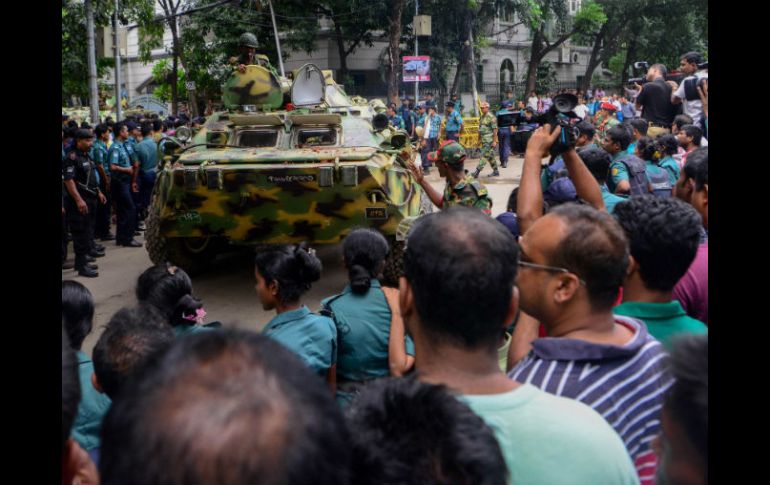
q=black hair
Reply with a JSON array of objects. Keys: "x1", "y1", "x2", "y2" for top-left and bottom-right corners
[
  {"x1": 650, "y1": 63, "x2": 668, "y2": 78},
  {"x1": 140, "y1": 123, "x2": 152, "y2": 138},
  {"x1": 680, "y1": 124, "x2": 702, "y2": 146},
  {"x1": 62, "y1": 280, "x2": 94, "y2": 350},
  {"x1": 403, "y1": 207, "x2": 519, "y2": 349},
  {"x1": 656, "y1": 133, "x2": 679, "y2": 156},
  {"x1": 548, "y1": 204, "x2": 629, "y2": 310},
  {"x1": 347, "y1": 377, "x2": 508, "y2": 485},
  {"x1": 525, "y1": 107, "x2": 534, "y2": 114},
  {"x1": 343, "y1": 229, "x2": 389, "y2": 294},
  {"x1": 613, "y1": 196, "x2": 702, "y2": 291},
  {"x1": 680, "y1": 51, "x2": 704, "y2": 65},
  {"x1": 67, "y1": 120, "x2": 79, "y2": 129},
  {"x1": 673, "y1": 114, "x2": 694, "y2": 131},
  {"x1": 606, "y1": 125, "x2": 631, "y2": 150},
  {"x1": 506, "y1": 187, "x2": 519, "y2": 212},
  {"x1": 687, "y1": 147, "x2": 708, "y2": 191},
  {"x1": 629, "y1": 118, "x2": 648, "y2": 136},
  {"x1": 113, "y1": 122, "x2": 127, "y2": 135},
  {"x1": 92, "y1": 306, "x2": 174, "y2": 400},
  {"x1": 94, "y1": 123, "x2": 109, "y2": 138},
  {"x1": 80, "y1": 121, "x2": 92, "y2": 129},
  {"x1": 63, "y1": 127, "x2": 77, "y2": 139},
  {"x1": 152, "y1": 118, "x2": 162, "y2": 132},
  {"x1": 135, "y1": 263, "x2": 195, "y2": 322},
  {"x1": 62, "y1": 326, "x2": 81, "y2": 452},
  {"x1": 254, "y1": 243, "x2": 322, "y2": 303},
  {"x1": 171, "y1": 294, "x2": 204, "y2": 327},
  {"x1": 99, "y1": 329, "x2": 351, "y2": 485},
  {"x1": 575, "y1": 120, "x2": 595, "y2": 140},
  {"x1": 636, "y1": 136, "x2": 658, "y2": 162},
  {"x1": 665, "y1": 334, "x2": 708, "y2": 466},
  {"x1": 577, "y1": 145, "x2": 612, "y2": 184}
]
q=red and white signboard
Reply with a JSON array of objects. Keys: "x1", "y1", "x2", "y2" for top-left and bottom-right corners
[{"x1": 403, "y1": 56, "x2": 430, "y2": 82}]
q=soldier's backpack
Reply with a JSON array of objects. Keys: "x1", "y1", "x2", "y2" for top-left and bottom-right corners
[
  {"x1": 648, "y1": 163, "x2": 673, "y2": 198},
  {"x1": 615, "y1": 154, "x2": 650, "y2": 196}
]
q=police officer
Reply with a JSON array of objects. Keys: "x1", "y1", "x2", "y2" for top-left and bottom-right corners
[
  {"x1": 409, "y1": 140, "x2": 492, "y2": 215},
  {"x1": 443, "y1": 101, "x2": 463, "y2": 142},
  {"x1": 497, "y1": 98, "x2": 515, "y2": 168},
  {"x1": 63, "y1": 129, "x2": 107, "y2": 277},
  {"x1": 386, "y1": 105, "x2": 405, "y2": 130},
  {"x1": 92, "y1": 124, "x2": 114, "y2": 241},
  {"x1": 473, "y1": 101, "x2": 500, "y2": 178},
  {"x1": 108, "y1": 122, "x2": 143, "y2": 248}
]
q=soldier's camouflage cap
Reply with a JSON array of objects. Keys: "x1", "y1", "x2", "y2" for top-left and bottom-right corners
[{"x1": 427, "y1": 140, "x2": 466, "y2": 167}]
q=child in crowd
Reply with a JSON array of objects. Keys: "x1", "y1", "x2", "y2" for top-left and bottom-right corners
[
  {"x1": 135, "y1": 263, "x2": 220, "y2": 337},
  {"x1": 62, "y1": 281, "x2": 111, "y2": 460},
  {"x1": 322, "y1": 228, "x2": 415, "y2": 406},
  {"x1": 255, "y1": 243, "x2": 337, "y2": 385}
]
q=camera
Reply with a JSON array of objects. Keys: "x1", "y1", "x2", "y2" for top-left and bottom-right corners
[
  {"x1": 531, "y1": 93, "x2": 581, "y2": 156},
  {"x1": 683, "y1": 76, "x2": 708, "y2": 101}
]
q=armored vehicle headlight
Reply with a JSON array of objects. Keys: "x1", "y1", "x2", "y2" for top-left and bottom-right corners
[
  {"x1": 318, "y1": 166, "x2": 334, "y2": 187},
  {"x1": 341, "y1": 166, "x2": 358, "y2": 186},
  {"x1": 176, "y1": 126, "x2": 192, "y2": 143}
]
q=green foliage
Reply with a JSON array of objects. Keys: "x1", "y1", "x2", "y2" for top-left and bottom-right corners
[
  {"x1": 151, "y1": 59, "x2": 188, "y2": 102},
  {"x1": 533, "y1": 60, "x2": 557, "y2": 93}
]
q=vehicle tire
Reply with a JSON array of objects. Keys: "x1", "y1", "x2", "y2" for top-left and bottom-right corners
[{"x1": 144, "y1": 198, "x2": 224, "y2": 275}]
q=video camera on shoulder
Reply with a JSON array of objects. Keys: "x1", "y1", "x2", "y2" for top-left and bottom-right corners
[
  {"x1": 628, "y1": 62, "x2": 650, "y2": 86},
  {"x1": 531, "y1": 93, "x2": 581, "y2": 156},
  {"x1": 683, "y1": 61, "x2": 708, "y2": 101}
]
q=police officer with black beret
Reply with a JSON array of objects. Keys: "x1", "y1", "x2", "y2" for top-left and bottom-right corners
[{"x1": 63, "y1": 129, "x2": 107, "y2": 277}]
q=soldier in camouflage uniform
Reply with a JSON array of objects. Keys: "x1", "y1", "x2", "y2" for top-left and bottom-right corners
[
  {"x1": 472, "y1": 101, "x2": 500, "y2": 178},
  {"x1": 593, "y1": 102, "x2": 621, "y2": 146},
  {"x1": 409, "y1": 140, "x2": 492, "y2": 215}
]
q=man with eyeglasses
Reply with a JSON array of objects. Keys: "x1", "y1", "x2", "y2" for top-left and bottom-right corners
[{"x1": 508, "y1": 125, "x2": 672, "y2": 485}]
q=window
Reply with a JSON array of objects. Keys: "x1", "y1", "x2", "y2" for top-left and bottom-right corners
[
  {"x1": 297, "y1": 128, "x2": 337, "y2": 147},
  {"x1": 569, "y1": 0, "x2": 582, "y2": 14},
  {"x1": 237, "y1": 130, "x2": 278, "y2": 148},
  {"x1": 500, "y1": 59, "x2": 515, "y2": 85},
  {"x1": 499, "y1": 7, "x2": 515, "y2": 23}
]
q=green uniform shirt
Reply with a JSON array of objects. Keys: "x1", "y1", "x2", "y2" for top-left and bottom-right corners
[
  {"x1": 72, "y1": 351, "x2": 112, "y2": 451},
  {"x1": 322, "y1": 279, "x2": 414, "y2": 383},
  {"x1": 134, "y1": 137, "x2": 158, "y2": 173},
  {"x1": 659, "y1": 155, "x2": 680, "y2": 186},
  {"x1": 614, "y1": 301, "x2": 707, "y2": 350},
  {"x1": 443, "y1": 175, "x2": 492, "y2": 215},
  {"x1": 479, "y1": 112, "x2": 497, "y2": 143},
  {"x1": 601, "y1": 184, "x2": 626, "y2": 213},
  {"x1": 609, "y1": 151, "x2": 630, "y2": 193},
  {"x1": 262, "y1": 306, "x2": 337, "y2": 374},
  {"x1": 460, "y1": 385, "x2": 639, "y2": 485},
  {"x1": 107, "y1": 140, "x2": 135, "y2": 183}
]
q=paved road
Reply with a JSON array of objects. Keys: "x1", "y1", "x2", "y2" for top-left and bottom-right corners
[{"x1": 64, "y1": 155, "x2": 524, "y2": 355}]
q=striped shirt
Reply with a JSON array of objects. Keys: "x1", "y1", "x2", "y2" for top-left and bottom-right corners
[
  {"x1": 424, "y1": 114, "x2": 442, "y2": 139},
  {"x1": 508, "y1": 316, "x2": 672, "y2": 485}
]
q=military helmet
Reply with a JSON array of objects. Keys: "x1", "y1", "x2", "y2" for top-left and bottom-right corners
[
  {"x1": 239, "y1": 32, "x2": 259, "y2": 49},
  {"x1": 428, "y1": 140, "x2": 466, "y2": 167}
]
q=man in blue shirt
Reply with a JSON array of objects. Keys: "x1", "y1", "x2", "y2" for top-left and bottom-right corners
[
  {"x1": 134, "y1": 123, "x2": 159, "y2": 224},
  {"x1": 108, "y1": 122, "x2": 142, "y2": 247},
  {"x1": 443, "y1": 101, "x2": 463, "y2": 141},
  {"x1": 421, "y1": 105, "x2": 442, "y2": 173}
]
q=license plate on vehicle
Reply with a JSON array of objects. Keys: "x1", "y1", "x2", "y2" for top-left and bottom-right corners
[{"x1": 365, "y1": 207, "x2": 387, "y2": 219}]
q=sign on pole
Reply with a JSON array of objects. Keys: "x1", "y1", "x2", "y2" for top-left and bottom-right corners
[
  {"x1": 403, "y1": 56, "x2": 430, "y2": 82},
  {"x1": 185, "y1": 81, "x2": 196, "y2": 90}
]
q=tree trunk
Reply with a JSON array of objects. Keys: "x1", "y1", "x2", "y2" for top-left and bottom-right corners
[
  {"x1": 333, "y1": 21, "x2": 349, "y2": 85},
  {"x1": 466, "y1": 15, "x2": 479, "y2": 116},
  {"x1": 386, "y1": 0, "x2": 404, "y2": 105},
  {"x1": 169, "y1": 18, "x2": 180, "y2": 116},
  {"x1": 525, "y1": 27, "x2": 545, "y2": 94},
  {"x1": 581, "y1": 30, "x2": 605, "y2": 93},
  {"x1": 450, "y1": 47, "x2": 465, "y2": 96},
  {"x1": 619, "y1": 35, "x2": 637, "y2": 90}
]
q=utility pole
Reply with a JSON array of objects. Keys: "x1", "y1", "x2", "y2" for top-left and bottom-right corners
[
  {"x1": 267, "y1": 0, "x2": 285, "y2": 77},
  {"x1": 113, "y1": 0, "x2": 123, "y2": 120},
  {"x1": 414, "y1": 0, "x2": 418, "y2": 103},
  {"x1": 85, "y1": 0, "x2": 100, "y2": 124}
]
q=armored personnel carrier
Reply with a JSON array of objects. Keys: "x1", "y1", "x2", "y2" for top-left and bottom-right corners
[{"x1": 145, "y1": 63, "x2": 430, "y2": 284}]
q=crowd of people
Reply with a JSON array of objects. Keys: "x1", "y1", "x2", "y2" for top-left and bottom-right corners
[
  {"x1": 61, "y1": 112, "x2": 206, "y2": 277},
  {"x1": 62, "y1": 51, "x2": 708, "y2": 485}
]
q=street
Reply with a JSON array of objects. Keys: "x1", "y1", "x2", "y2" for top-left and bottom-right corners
[{"x1": 64, "y1": 155, "x2": 524, "y2": 356}]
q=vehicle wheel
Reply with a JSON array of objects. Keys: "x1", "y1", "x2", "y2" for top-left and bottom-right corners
[{"x1": 145, "y1": 200, "x2": 224, "y2": 275}]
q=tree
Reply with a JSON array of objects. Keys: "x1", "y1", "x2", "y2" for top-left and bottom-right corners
[
  {"x1": 386, "y1": 0, "x2": 405, "y2": 104},
  {"x1": 151, "y1": 59, "x2": 188, "y2": 103},
  {"x1": 522, "y1": 0, "x2": 606, "y2": 94},
  {"x1": 155, "y1": 0, "x2": 188, "y2": 115}
]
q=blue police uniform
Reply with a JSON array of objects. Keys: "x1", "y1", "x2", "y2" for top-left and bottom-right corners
[
  {"x1": 262, "y1": 306, "x2": 337, "y2": 375},
  {"x1": 134, "y1": 137, "x2": 159, "y2": 219},
  {"x1": 601, "y1": 184, "x2": 626, "y2": 213},
  {"x1": 91, "y1": 139, "x2": 112, "y2": 239},
  {"x1": 497, "y1": 102, "x2": 515, "y2": 167},
  {"x1": 107, "y1": 140, "x2": 138, "y2": 245},
  {"x1": 445, "y1": 110, "x2": 463, "y2": 141},
  {"x1": 322, "y1": 280, "x2": 415, "y2": 405}
]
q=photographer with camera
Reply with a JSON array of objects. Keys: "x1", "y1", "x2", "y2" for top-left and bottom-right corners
[
  {"x1": 670, "y1": 52, "x2": 708, "y2": 126},
  {"x1": 634, "y1": 63, "x2": 677, "y2": 138}
]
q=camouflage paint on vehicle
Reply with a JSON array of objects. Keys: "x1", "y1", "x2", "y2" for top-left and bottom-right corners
[{"x1": 150, "y1": 65, "x2": 425, "y2": 254}]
